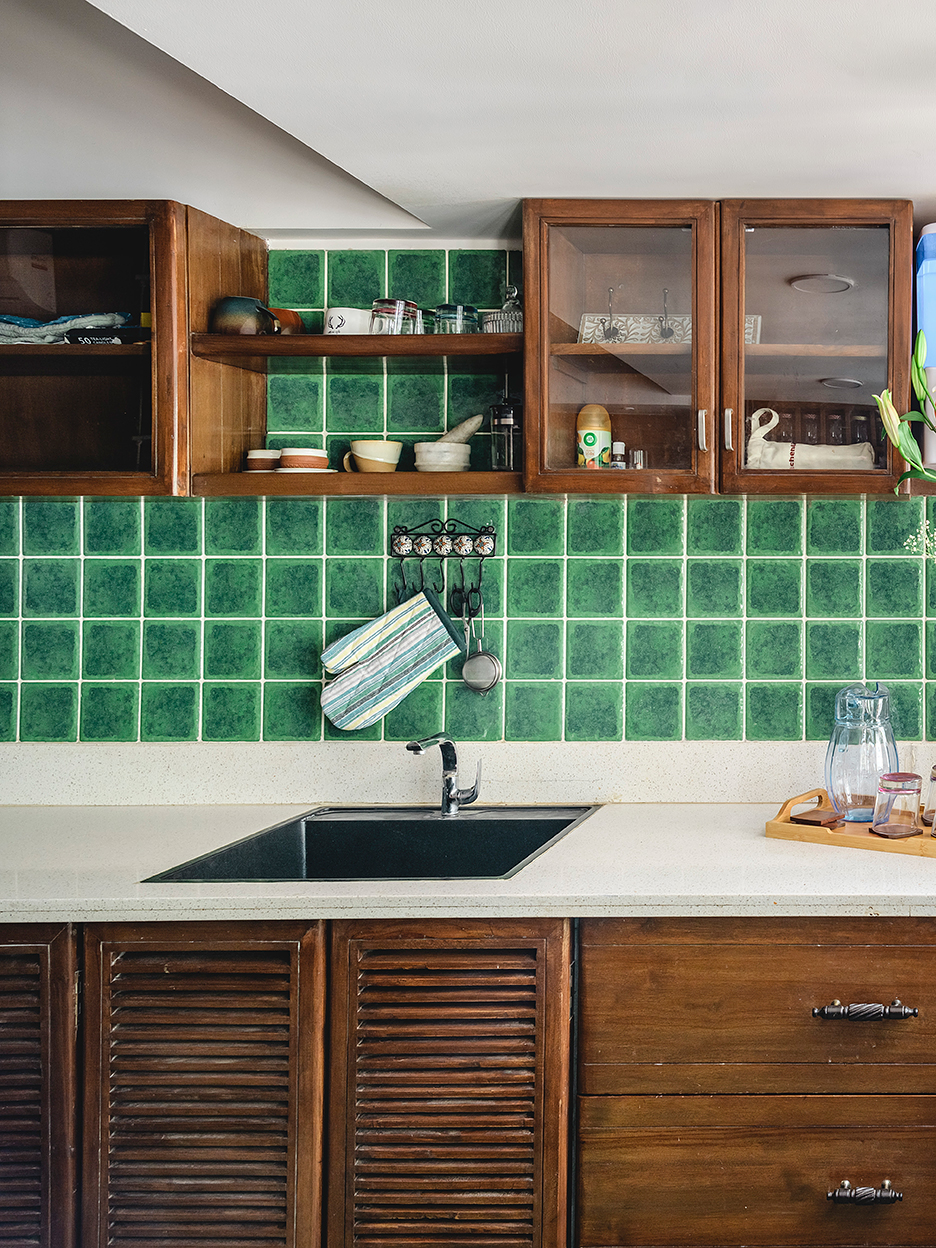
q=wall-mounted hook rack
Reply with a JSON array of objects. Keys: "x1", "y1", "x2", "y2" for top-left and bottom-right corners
[{"x1": 389, "y1": 518, "x2": 496, "y2": 559}]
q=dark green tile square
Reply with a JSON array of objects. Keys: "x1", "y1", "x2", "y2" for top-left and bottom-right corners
[
  {"x1": 19, "y1": 683, "x2": 77, "y2": 742},
  {"x1": 926, "y1": 683, "x2": 936, "y2": 740},
  {"x1": 566, "y1": 620, "x2": 624, "y2": 681},
  {"x1": 746, "y1": 499, "x2": 803, "y2": 555},
  {"x1": 268, "y1": 250, "x2": 324, "y2": 308},
  {"x1": 505, "y1": 620, "x2": 563, "y2": 679},
  {"x1": 80, "y1": 684, "x2": 138, "y2": 742},
  {"x1": 806, "y1": 499, "x2": 863, "y2": 555},
  {"x1": 267, "y1": 373, "x2": 324, "y2": 434},
  {"x1": 805, "y1": 621, "x2": 862, "y2": 680},
  {"x1": 387, "y1": 372, "x2": 445, "y2": 434},
  {"x1": 265, "y1": 559, "x2": 322, "y2": 617},
  {"x1": 82, "y1": 621, "x2": 140, "y2": 679},
  {"x1": 326, "y1": 498, "x2": 383, "y2": 555},
  {"x1": 325, "y1": 559, "x2": 384, "y2": 618},
  {"x1": 806, "y1": 683, "x2": 838, "y2": 740},
  {"x1": 205, "y1": 559, "x2": 262, "y2": 617},
  {"x1": 626, "y1": 498, "x2": 684, "y2": 555},
  {"x1": 0, "y1": 500, "x2": 18, "y2": 556},
  {"x1": 626, "y1": 560, "x2": 683, "y2": 617},
  {"x1": 21, "y1": 621, "x2": 78, "y2": 679},
  {"x1": 143, "y1": 621, "x2": 200, "y2": 680},
  {"x1": 84, "y1": 498, "x2": 141, "y2": 554},
  {"x1": 323, "y1": 709, "x2": 382, "y2": 741},
  {"x1": 140, "y1": 683, "x2": 198, "y2": 742},
  {"x1": 0, "y1": 622, "x2": 17, "y2": 680},
  {"x1": 745, "y1": 683, "x2": 802, "y2": 740},
  {"x1": 265, "y1": 434, "x2": 324, "y2": 453},
  {"x1": 625, "y1": 683, "x2": 682, "y2": 740},
  {"x1": 506, "y1": 560, "x2": 563, "y2": 617},
  {"x1": 388, "y1": 498, "x2": 444, "y2": 536},
  {"x1": 327, "y1": 250, "x2": 384, "y2": 307},
  {"x1": 565, "y1": 683, "x2": 623, "y2": 741},
  {"x1": 202, "y1": 683, "x2": 261, "y2": 741},
  {"x1": 746, "y1": 621, "x2": 803, "y2": 679},
  {"x1": 505, "y1": 682, "x2": 562, "y2": 741},
  {"x1": 325, "y1": 374, "x2": 383, "y2": 433},
  {"x1": 83, "y1": 560, "x2": 140, "y2": 617},
  {"x1": 806, "y1": 559, "x2": 862, "y2": 618},
  {"x1": 266, "y1": 498, "x2": 323, "y2": 555},
  {"x1": 444, "y1": 680, "x2": 504, "y2": 741},
  {"x1": 263, "y1": 682, "x2": 322, "y2": 740},
  {"x1": 888, "y1": 682, "x2": 923, "y2": 741},
  {"x1": 205, "y1": 499, "x2": 262, "y2": 556},
  {"x1": 866, "y1": 559, "x2": 923, "y2": 618},
  {"x1": 144, "y1": 498, "x2": 201, "y2": 555},
  {"x1": 626, "y1": 621, "x2": 683, "y2": 679},
  {"x1": 451, "y1": 498, "x2": 506, "y2": 539},
  {"x1": 926, "y1": 622, "x2": 936, "y2": 679},
  {"x1": 144, "y1": 560, "x2": 201, "y2": 617},
  {"x1": 867, "y1": 498, "x2": 922, "y2": 555},
  {"x1": 866, "y1": 620, "x2": 923, "y2": 679},
  {"x1": 204, "y1": 621, "x2": 261, "y2": 680},
  {"x1": 508, "y1": 249, "x2": 523, "y2": 294},
  {"x1": 0, "y1": 684, "x2": 17, "y2": 740},
  {"x1": 566, "y1": 560, "x2": 622, "y2": 618},
  {"x1": 23, "y1": 498, "x2": 78, "y2": 555},
  {"x1": 685, "y1": 683, "x2": 742, "y2": 740},
  {"x1": 383, "y1": 682, "x2": 445, "y2": 741},
  {"x1": 567, "y1": 498, "x2": 624, "y2": 556},
  {"x1": 0, "y1": 560, "x2": 19, "y2": 616},
  {"x1": 507, "y1": 498, "x2": 563, "y2": 555},
  {"x1": 746, "y1": 560, "x2": 801, "y2": 616},
  {"x1": 686, "y1": 560, "x2": 742, "y2": 617},
  {"x1": 388, "y1": 251, "x2": 446, "y2": 308},
  {"x1": 448, "y1": 250, "x2": 506, "y2": 308},
  {"x1": 447, "y1": 373, "x2": 503, "y2": 430},
  {"x1": 686, "y1": 621, "x2": 742, "y2": 679},
  {"x1": 687, "y1": 498, "x2": 742, "y2": 554},
  {"x1": 265, "y1": 619, "x2": 322, "y2": 679},
  {"x1": 22, "y1": 560, "x2": 77, "y2": 616}
]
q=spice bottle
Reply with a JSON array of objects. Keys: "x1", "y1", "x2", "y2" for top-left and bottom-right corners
[
  {"x1": 609, "y1": 441, "x2": 628, "y2": 468},
  {"x1": 576, "y1": 404, "x2": 611, "y2": 468}
]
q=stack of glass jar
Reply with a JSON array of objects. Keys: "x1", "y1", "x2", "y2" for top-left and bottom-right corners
[{"x1": 368, "y1": 300, "x2": 482, "y2": 334}]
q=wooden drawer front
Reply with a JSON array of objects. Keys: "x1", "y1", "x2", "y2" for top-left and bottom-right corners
[
  {"x1": 578, "y1": 1095, "x2": 936, "y2": 1247},
  {"x1": 580, "y1": 918, "x2": 936, "y2": 1093}
]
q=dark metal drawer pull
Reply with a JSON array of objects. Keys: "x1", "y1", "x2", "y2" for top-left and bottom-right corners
[
  {"x1": 828, "y1": 1179, "x2": 902, "y2": 1204},
  {"x1": 813, "y1": 998, "x2": 918, "y2": 1020}
]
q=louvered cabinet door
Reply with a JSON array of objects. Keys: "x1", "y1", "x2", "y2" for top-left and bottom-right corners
[
  {"x1": 82, "y1": 921, "x2": 325, "y2": 1248},
  {"x1": 0, "y1": 924, "x2": 77, "y2": 1248},
  {"x1": 329, "y1": 919, "x2": 571, "y2": 1248}
]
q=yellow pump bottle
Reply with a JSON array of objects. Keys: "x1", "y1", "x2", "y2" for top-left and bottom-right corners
[{"x1": 576, "y1": 404, "x2": 612, "y2": 468}]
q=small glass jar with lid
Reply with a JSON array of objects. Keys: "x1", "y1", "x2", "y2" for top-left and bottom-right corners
[
  {"x1": 871, "y1": 772, "x2": 923, "y2": 838},
  {"x1": 435, "y1": 304, "x2": 478, "y2": 334}
]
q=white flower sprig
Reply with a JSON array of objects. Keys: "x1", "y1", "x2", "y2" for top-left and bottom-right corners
[{"x1": 904, "y1": 518, "x2": 936, "y2": 563}]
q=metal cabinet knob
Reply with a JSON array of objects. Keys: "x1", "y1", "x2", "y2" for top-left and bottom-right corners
[
  {"x1": 697, "y1": 409, "x2": 708, "y2": 452},
  {"x1": 724, "y1": 408, "x2": 734, "y2": 451}
]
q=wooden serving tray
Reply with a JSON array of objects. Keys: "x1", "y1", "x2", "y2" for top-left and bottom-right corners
[{"x1": 766, "y1": 788, "x2": 936, "y2": 858}]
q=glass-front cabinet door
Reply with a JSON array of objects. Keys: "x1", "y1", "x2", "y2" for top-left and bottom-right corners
[
  {"x1": 720, "y1": 199, "x2": 912, "y2": 494},
  {"x1": 522, "y1": 200, "x2": 717, "y2": 493}
]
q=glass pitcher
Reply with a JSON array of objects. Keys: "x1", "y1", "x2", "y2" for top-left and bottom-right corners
[{"x1": 825, "y1": 682, "x2": 899, "y2": 821}]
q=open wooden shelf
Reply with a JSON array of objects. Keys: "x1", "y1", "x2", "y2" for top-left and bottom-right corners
[
  {"x1": 0, "y1": 343, "x2": 150, "y2": 357},
  {"x1": 191, "y1": 332, "x2": 523, "y2": 363},
  {"x1": 192, "y1": 471, "x2": 524, "y2": 497}
]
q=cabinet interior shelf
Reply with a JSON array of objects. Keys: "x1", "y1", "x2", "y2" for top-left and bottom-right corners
[
  {"x1": 192, "y1": 470, "x2": 524, "y2": 497},
  {"x1": 191, "y1": 332, "x2": 523, "y2": 362},
  {"x1": 551, "y1": 342, "x2": 885, "y2": 358},
  {"x1": 0, "y1": 343, "x2": 150, "y2": 357}
]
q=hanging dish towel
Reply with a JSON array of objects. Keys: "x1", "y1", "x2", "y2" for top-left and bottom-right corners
[{"x1": 321, "y1": 588, "x2": 465, "y2": 731}]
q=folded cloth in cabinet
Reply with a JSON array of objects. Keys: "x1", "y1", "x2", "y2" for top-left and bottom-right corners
[{"x1": 321, "y1": 589, "x2": 465, "y2": 731}]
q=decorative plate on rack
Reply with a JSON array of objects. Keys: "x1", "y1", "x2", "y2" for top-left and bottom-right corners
[{"x1": 577, "y1": 313, "x2": 762, "y2": 345}]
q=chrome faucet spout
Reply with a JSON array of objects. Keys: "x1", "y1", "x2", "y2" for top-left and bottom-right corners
[{"x1": 405, "y1": 733, "x2": 481, "y2": 816}]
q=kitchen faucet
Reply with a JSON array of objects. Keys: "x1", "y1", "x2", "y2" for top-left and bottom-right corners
[{"x1": 405, "y1": 733, "x2": 481, "y2": 816}]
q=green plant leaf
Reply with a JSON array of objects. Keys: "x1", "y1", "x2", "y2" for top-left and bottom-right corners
[{"x1": 915, "y1": 330, "x2": 928, "y2": 372}]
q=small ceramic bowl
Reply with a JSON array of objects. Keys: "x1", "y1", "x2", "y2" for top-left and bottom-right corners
[
  {"x1": 244, "y1": 448, "x2": 280, "y2": 472},
  {"x1": 279, "y1": 447, "x2": 329, "y2": 470}
]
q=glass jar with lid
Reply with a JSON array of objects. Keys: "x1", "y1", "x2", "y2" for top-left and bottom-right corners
[{"x1": 435, "y1": 304, "x2": 478, "y2": 334}]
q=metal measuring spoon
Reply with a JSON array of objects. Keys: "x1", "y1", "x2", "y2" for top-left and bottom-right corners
[{"x1": 461, "y1": 598, "x2": 502, "y2": 695}]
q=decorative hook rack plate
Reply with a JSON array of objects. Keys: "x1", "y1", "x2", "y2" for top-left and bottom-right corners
[{"x1": 390, "y1": 518, "x2": 496, "y2": 560}]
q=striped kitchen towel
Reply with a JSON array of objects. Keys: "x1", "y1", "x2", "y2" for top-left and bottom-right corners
[{"x1": 321, "y1": 589, "x2": 465, "y2": 731}]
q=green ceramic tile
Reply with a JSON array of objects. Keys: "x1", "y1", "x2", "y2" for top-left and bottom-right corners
[
  {"x1": 23, "y1": 498, "x2": 78, "y2": 555},
  {"x1": 142, "y1": 621, "x2": 200, "y2": 680},
  {"x1": 888, "y1": 682, "x2": 923, "y2": 741},
  {"x1": 326, "y1": 559, "x2": 384, "y2": 618},
  {"x1": 143, "y1": 561, "x2": 201, "y2": 617},
  {"x1": 265, "y1": 434, "x2": 324, "y2": 453},
  {"x1": 565, "y1": 682, "x2": 623, "y2": 741},
  {"x1": 686, "y1": 621, "x2": 742, "y2": 679},
  {"x1": 626, "y1": 498, "x2": 684, "y2": 555},
  {"x1": 686, "y1": 498, "x2": 742, "y2": 555},
  {"x1": 506, "y1": 560, "x2": 563, "y2": 617},
  {"x1": 745, "y1": 683, "x2": 802, "y2": 740},
  {"x1": 141, "y1": 683, "x2": 198, "y2": 742},
  {"x1": 266, "y1": 498, "x2": 322, "y2": 556},
  {"x1": 866, "y1": 498, "x2": 922, "y2": 555},
  {"x1": 565, "y1": 620, "x2": 624, "y2": 681},
  {"x1": 866, "y1": 620, "x2": 923, "y2": 679},
  {"x1": 505, "y1": 620, "x2": 563, "y2": 680},
  {"x1": 866, "y1": 559, "x2": 923, "y2": 618},
  {"x1": 505, "y1": 682, "x2": 562, "y2": 741},
  {"x1": 83, "y1": 560, "x2": 140, "y2": 617},
  {"x1": 746, "y1": 499, "x2": 803, "y2": 555},
  {"x1": 926, "y1": 622, "x2": 936, "y2": 679},
  {"x1": 0, "y1": 561, "x2": 19, "y2": 617},
  {"x1": 0, "y1": 622, "x2": 17, "y2": 680},
  {"x1": 625, "y1": 683, "x2": 682, "y2": 740},
  {"x1": 567, "y1": 498, "x2": 624, "y2": 556},
  {"x1": 444, "y1": 680, "x2": 504, "y2": 741},
  {"x1": 447, "y1": 373, "x2": 502, "y2": 430},
  {"x1": 746, "y1": 560, "x2": 802, "y2": 617},
  {"x1": 448, "y1": 250, "x2": 506, "y2": 308},
  {"x1": 327, "y1": 250, "x2": 384, "y2": 307},
  {"x1": 326, "y1": 498, "x2": 383, "y2": 556},
  {"x1": 383, "y1": 682, "x2": 445, "y2": 741},
  {"x1": 685, "y1": 683, "x2": 742, "y2": 740},
  {"x1": 204, "y1": 621, "x2": 261, "y2": 680},
  {"x1": 19, "y1": 683, "x2": 77, "y2": 742},
  {"x1": 805, "y1": 559, "x2": 862, "y2": 618},
  {"x1": 388, "y1": 251, "x2": 446, "y2": 308},
  {"x1": 263, "y1": 682, "x2": 322, "y2": 741},
  {"x1": 508, "y1": 250, "x2": 523, "y2": 295},
  {"x1": 83, "y1": 498, "x2": 141, "y2": 555},
  {"x1": 268, "y1": 250, "x2": 324, "y2": 307},
  {"x1": 387, "y1": 372, "x2": 445, "y2": 434},
  {"x1": 566, "y1": 560, "x2": 622, "y2": 618},
  {"x1": 0, "y1": 684, "x2": 17, "y2": 740},
  {"x1": 80, "y1": 684, "x2": 138, "y2": 742},
  {"x1": 144, "y1": 498, "x2": 201, "y2": 555},
  {"x1": 82, "y1": 621, "x2": 140, "y2": 680},
  {"x1": 746, "y1": 621, "x2": 803, "y2": 679},
  {"x1": 204, "y1": 560, "x2": 262, "y2": 617},
  {"x1": 22, "y1": 560, "x2": 78, "y2": 617},
  {"x1": 806, "y1": 499, "x2": 863, "y2": 555},
  {"x1": 507, "y1": 498, "x2": 563, "y2": 555},
  {"x1": 388, "y1": 498, "x2": 444, "y2": 536},
  {"x1": 626, "y1": 560, "x2": 683, "y2": 617},
  {"x1": 686, "y1": 560, "x2": 742, "y2": 617},
  {"x1": 0, "y1": 500, "x2": 18, "y2": 555},
  {"x1": 453, "y1": 498, "x2": 506, "y2": 540},
  {"x1": 205, "y1": 499, "x2": 262, "y2": 556},
  {"x1": 806, "y1": 683, "x2": 838, "y2": 740},
  {"x1": 21, "y1": 621, "x2": 78, "y2": 680},
  {"x1": 267, "y1": 373, "x2": 324, "y2": 434},
  {"x1": 265, "y1": 620, "x2": 322, "y2": 679},
  {"x1": 926, "y1": 683, "x2": 936, "y2": 740},
  {"x1": 202, "y1": 683, "x2": 261, "y2": 742},
  {"x1": 323, "y1": 710, "x2": 382, "y2": 741},
  {"x1": 805, "y1": 621, "x2": 862, "y2": 680},
  {"x1": 325, "y1": 374, "x2": 383, "y2": 433},
  {"x1": 626, "y1": 621, "x2": 683, "y2": 680},
  {"x1": 265, "y1": 559, "x2": 322, "y2": 617}
]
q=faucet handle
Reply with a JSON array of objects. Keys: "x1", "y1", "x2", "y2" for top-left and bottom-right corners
[{"x1": 457, "y1": 759, "x2": 482, "y2": 808}]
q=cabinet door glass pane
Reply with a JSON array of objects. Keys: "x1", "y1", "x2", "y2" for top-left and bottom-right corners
[
  {"x1": 547, "y1": 226, "x2": 694, "y2": 471},
  {"x1": 742, "y1": 226, "x2": 889, "y2": 470}
]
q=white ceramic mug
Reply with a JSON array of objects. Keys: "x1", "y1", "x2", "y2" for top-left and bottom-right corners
[
  {"x1": 343, "y1": 440, "x2": 403, "y2": 473},
  {"x1": 324, "y1": 307, "x2": 372, "y2": 335}
]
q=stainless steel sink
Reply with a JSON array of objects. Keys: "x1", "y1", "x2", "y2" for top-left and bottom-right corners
[{"x1": 143, "y1": 805, "x2": 598, "y2": 882}]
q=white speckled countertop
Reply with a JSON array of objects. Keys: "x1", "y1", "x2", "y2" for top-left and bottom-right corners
[{"x1": 3, "y1": 802, "x2": 936, "y2": 922}]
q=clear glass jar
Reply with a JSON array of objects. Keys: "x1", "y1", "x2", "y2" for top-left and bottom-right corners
[
  {"x1": 871, "y1": 772, "x2": 923, "y2": 837},
  {"x1": 414, "y1": 308, "x2": 435, "y2": 334},
  {"x1": 923, "y1": 764, "x2": 936, "y2": 828},
  {"x1": 370, "y1": 299, "x2": 417, "y2": 334},
  {"x1": 435, "y1": 304, "x2": 478, "y2": 334},
  {"x1": 825, "y1": 682, "x2": 899, "y2": 821}
]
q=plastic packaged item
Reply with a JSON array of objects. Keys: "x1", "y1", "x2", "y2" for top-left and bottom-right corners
[
  {"x1": 609, "y1": 441, "x2": 628, "y2": 468},
  {"x1": 871, "y1": 772, "x2": 923, "y2": 838},
  {"x1": 576, "y1": 404, "x2": 611, "y2": 468},
  {"x1": 825, "y1": 682, "x2": 899, "y2": 821},
  {"x1": 916, "y1": 226, "x2": 936, "y2": 464}
]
